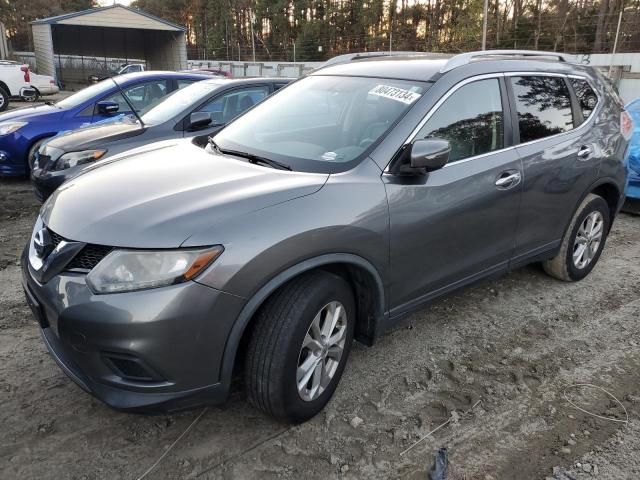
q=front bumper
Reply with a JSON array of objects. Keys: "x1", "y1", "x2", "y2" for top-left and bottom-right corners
[
  {"x1": 21, "y1": 246, "x2": 246, "y2": 412},
  {"x1": 30, "y1": 167, "x2": 68, "y2": 202},
  {"x1": 0, "y1": 133, "x2": 30, "y2": 176}
]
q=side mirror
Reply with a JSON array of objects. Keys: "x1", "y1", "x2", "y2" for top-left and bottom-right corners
[
  {"x1": 188, "y1": 111, "x2": 213, "y2": 130},
  {"x1": 97, "y1": 101, "x2": 119, "y2": 115},
  {"x1": 409, "y1": 138, "x2": 450, "y2": 171}
]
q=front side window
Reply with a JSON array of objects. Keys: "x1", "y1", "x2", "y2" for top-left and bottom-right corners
[
  {"x1": 142, "y1": 80, "x2": 223, "y2": 125},
  {"x1": 214, "y1": 75, "x2": 427, "y2": 172},
  {"x1": 100, "y1": 80, "x2": 170, "y2": 115},
  {"x1": 414, "y1": 78, "x2": 504, "y2": 163},
  {"x1": 570, "y1": 78, "x2": 598, "y2": 120},
  {"x1": 198, "y1": 86, "x2": 270, "y2": 124},
  {"x1": 511, "y1": 76, "x2": 574, "y2": 143}
]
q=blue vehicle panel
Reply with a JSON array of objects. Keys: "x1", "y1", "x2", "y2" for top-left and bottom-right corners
[
  {"x1": 0, "y1": 71, "x2": 208, "y2": 176},
  {"x1": 626, "y1": 99, "x2": 640, "y2": 200}
]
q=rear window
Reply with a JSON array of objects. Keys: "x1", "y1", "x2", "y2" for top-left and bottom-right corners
[
  {"x1": 570, "y1": 78, "x2": 599, "y2": 120},
  {"x1": 510, "y1": 76, "x2": 574, "y2": 144}
]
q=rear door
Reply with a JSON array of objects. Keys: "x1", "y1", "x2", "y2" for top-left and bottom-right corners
[
  {"x1": 386, "y1": 75, "x2": 523, "y2": 314},
  {"x1": 507, "y1": 74, "x2": 602, "y2": 264}
]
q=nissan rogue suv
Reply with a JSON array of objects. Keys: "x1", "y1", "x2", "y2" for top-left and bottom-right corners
[{"x1": 22, "y1": 50, "x2": 631, "y2": 423}]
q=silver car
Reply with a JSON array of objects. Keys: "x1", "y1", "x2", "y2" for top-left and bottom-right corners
[{"x1": 22, "y1": 50, "x2": 631, "y2": 422}]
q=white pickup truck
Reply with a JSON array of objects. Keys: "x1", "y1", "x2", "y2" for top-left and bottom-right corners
[{"x1": 0, "y1": 60, "x2": 39, "y2": 111}]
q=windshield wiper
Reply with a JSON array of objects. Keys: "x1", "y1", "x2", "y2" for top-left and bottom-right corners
[
  {"x1": 230, "y1": 150, "x2": 292, "y2": 171},
  {"x1": 213, "y1": 145, "x2": 292, "y2": 171}
]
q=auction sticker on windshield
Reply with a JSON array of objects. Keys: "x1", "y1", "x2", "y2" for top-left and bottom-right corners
[{"x1": 368, "y1": 85, "x2": 422, "y2": 104}]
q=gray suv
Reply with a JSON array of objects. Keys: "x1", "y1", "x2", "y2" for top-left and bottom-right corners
[{"x1": 22, "y1": 50, "x2": 631, "y2": 423}]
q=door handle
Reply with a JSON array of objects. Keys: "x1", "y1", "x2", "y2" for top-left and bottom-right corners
[
  {"x1": 495, "y1": 170, "x2": 521, "y2": 189},
  {"x1": 577, "y1": 145, "x2": 593, "y2": 160}
]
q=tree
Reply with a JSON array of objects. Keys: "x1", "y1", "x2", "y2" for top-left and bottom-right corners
[{"x1": 0, "y1": 0, "x2": 96, "y2": 51}]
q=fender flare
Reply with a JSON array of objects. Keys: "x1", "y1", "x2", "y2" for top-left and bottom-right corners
[
  {"x1": 217, "y1": 253, "x2": 386, "y2": 389},
  {"x1": 577, "y1": 176, "x2": 622, "y2": 222}
]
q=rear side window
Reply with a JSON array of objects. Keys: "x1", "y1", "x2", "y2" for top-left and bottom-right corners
[
  {"x1": 414, "y1": 78, "x2": 504, "y2": 162},
  {"x1": 570, "y1": 78, "x2": 598, "y2": 120},
  {"x1": 510, "y1": 76, "x2": 574, "y2": 143},
  {"x1": 177, "y1": 79, "x2": 197, "y2": 89}
]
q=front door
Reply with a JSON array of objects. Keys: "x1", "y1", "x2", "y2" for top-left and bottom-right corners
[{"x1": 385, "y1": 76, "x2": 523, "y2": 316}]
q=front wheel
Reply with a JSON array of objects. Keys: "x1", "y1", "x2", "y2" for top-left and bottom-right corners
[
  {"x1": 245, "y1": 271, "x2": 355, "y2": 423},
  {"x1": 28, "y1": 138, "x2": 50, "y2": 171},
  {"x1": 0, "y1": 87, "x2": 8, "y2": 112},
  {"x1": 543, "y1": 193, "x2": 610, "y2": 281}
]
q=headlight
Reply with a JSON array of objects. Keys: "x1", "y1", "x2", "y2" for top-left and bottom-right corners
[
  {"x1": 0, "y1": 122, "x2": 27, "y2": 136},
  {"x1": 86, "y1": 246, "x2": 224, "y2": 294},
  {"x1": 53, "y1": 149, "x2": 107, "y2": 170}
]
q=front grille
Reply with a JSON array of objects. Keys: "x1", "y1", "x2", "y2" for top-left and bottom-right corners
[
  {"x1": 49, "y1": 230, "x2": 64, "y2": 248},
  {"x1": 67, "y1": 244, "x2": 113, "y2": 270},
  {"x1": 47, "y1": 227, "x2": 112, "y2": 271}
]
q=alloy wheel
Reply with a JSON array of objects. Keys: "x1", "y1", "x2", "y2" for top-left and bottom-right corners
[
  {"x1": 573, "y1": 211, "x2": 604, "y2": 269},
  {"x1": 296, "y1": 301, "x2": 347, "y2": 402}
]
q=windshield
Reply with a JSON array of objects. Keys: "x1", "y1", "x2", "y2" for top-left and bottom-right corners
[
  {"x1": 56, "y1": 80, "x2": 116, "y2": 109},
  {"x1": 213, "y1": 75, "x2": 427, "y2": 172},
  {"x1": 142, "y1": 80, "x2": 224, "y2": 125}
]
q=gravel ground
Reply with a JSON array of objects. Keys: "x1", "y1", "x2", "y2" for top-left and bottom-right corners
[{"x1": 1, "y1": 177, "x2": 639, "y2": 479}]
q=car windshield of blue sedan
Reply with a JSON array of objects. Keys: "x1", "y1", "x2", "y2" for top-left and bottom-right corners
[
  {"x1": 142, "y1": 80, "x2": 225, "y2": 125},
  {"x1": 55, "y1": 80, "x2": 116, "y2": 109},
  {"x1": 213, "y1": 75, "x2": 427, "y2": 171}
]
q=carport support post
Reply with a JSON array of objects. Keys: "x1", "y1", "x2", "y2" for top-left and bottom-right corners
[{"x1": 57, "y1": 53, "x2": 64, "y2": 85}]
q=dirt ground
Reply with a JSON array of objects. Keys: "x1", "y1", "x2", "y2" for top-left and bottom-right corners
[{"x1": 1, "y1": 177, "x2": 639, "y2": 480}]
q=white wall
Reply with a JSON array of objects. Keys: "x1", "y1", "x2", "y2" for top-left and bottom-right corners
[{"x1": 31, "y1": 24, "x2": 55, "y2": 78}]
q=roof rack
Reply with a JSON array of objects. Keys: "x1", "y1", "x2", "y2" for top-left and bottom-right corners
[
  {"x1": 440, "y1": 50, "x2": 574, "y2": 73},
  {"x1": 320, "y1": 51, "x2": 449, "y2": 69}
]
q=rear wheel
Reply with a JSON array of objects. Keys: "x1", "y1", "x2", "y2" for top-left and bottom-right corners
[
  {"x1": 23, "y1": 88, "x2": 40, "y2": 103},
  {"x1": 543, "y1": 193, "x2": 610, "y2": 281},
  {"x1": 245, "y1": 270, "x2": 355, "y2": 423},
  {"x1": 0, "y1": 87, "x2": 8, "y2": 112}
]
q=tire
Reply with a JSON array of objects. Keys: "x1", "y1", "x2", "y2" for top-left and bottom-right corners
[
  {"x1": 28, "y1": 138, "x2": 49, "y2": 171},
  {"x1": 543, "y1": 193, "x2": 610, "y2": 281},
  {"x1": 23, "y1": 88, "x2": 40, "y2": 103},
  {"x1": 245, "y1": 270, "x2": 356, "y2": 423},
  {"x1": 0, "y1": 87, "x2": 8, "y2": 112}
]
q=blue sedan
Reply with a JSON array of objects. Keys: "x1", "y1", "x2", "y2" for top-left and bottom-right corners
[{"x1": 0, "y1": 71, "x2": 209, "y2": 176}]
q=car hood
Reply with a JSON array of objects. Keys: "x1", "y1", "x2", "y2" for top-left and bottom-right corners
[
  {"x1": 46, "y1": 121, "x2": 146, "y2": 151},
  {"x1": 0, "y1": 104, "x2": 59, "y2": 122},
  {"x1": 42, "y1": 141, "x2": 329, "y2": 248}
]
